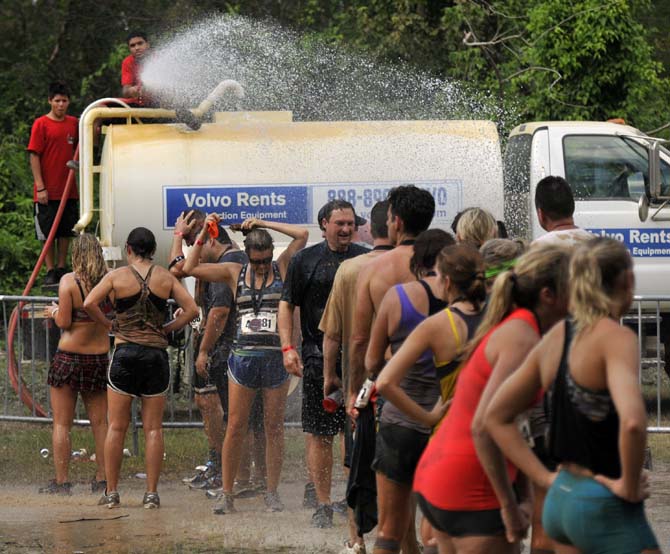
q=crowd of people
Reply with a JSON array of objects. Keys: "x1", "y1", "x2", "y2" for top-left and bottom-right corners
[
  {"x1": 36, "y1": 176, "x2": 661, "y2": 554},
  {"x1": 23, "y1": 22, "x2": 660, "y2": 554}
]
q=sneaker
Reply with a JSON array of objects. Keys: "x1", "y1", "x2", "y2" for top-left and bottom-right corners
[
  {"x1": 212, "y1": 492, "x2": 236, "y2": 515},
  {"x1": 91, "y1": 479, "x2": 107, "y2": 494},
  {"x1": 182, "y1": 463, "x2": 212, "y2": 485},
  {"x1": 190, "y1": 473, "x2": 222, "y2": 491},
  {"x1": 264, "y1": 491, "x2": 284, "y2": 512},
  {"x1": 55, "y1": 267, "x2": 67, "y2": 281},
  {"x1": 311, "y1": 503, "x2": 333, "y2": 528},
  {"x1": 332, "y1": 498, "x2": 348, "y2": 515},
  {"x1": 205, "y1": 487, "x2": 223, "y2": 499},
  {"x1": 38, "y1": 480, "x2": 72, "y2": 495},
  {"x1": 188, "y1": 465, "x2": 219, "y2": 489},
  {"x1": 143, "y1": 491, "x2": 160, "y2": 509},
  {"x1": 98, "y1": 490, "x2": 120, "y2": 508},
  {"x1": 339, "y1": 540, "x2": 366, "y2": 554},
  {"x1": 303, "y1": 481, "x2": 318, "y2": 509},
  {"x1": 233, "y1": 479, "x2": 257, "y2": 499},
  {"x1": 43, "y1": 269, "x2": 59, "y2": 287}
]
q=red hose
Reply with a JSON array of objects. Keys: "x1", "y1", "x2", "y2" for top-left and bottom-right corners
[{"x1": 7, "y1": 147, "x2": 80, "y2": 417}]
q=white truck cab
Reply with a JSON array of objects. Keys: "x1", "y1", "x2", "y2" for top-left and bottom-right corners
[{"x1": 504, "y1": 120, "x2": 670, "y2": 297}]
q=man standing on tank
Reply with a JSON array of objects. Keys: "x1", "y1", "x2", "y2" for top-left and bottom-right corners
[
  {"x1": 28, "y1": 81, "x2": 79, "y2": 287},
  {"x1": 279, "y1": 200, "x2": 369, "y2": 528},
  {"x1": 121, "y1": 30, "x2": 151, "y2": 105}
]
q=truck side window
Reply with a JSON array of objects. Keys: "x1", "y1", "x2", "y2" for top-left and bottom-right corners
[{"x1": 563, "y1": 135, "x2": 670, "y2": 200}]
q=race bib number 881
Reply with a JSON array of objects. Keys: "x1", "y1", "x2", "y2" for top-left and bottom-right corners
[{"x1": 241, "y1": 312, "x2": 277, "y2": 334}]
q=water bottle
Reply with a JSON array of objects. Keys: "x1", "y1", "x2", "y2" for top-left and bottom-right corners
[
  {"x1": 354, "y1": 378, "x2": 376, "y2": 409},
  {"x1": 322, "y1": 388, "x2": 344, "y2": 413}
]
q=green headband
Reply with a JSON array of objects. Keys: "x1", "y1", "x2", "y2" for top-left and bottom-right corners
[{"x1": 485, "y1": 258, "x2": 518, "y2": 280}]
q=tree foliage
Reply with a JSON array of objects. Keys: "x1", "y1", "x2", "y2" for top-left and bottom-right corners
[{"x1": 0, "y1": 0, "x2": 669, "y2": 292}]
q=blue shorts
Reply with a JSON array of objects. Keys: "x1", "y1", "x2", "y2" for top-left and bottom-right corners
[
  {"x1": 543, "y1": 469, "x2": 658, "y2": 554},
  {"x1": 228, "y1": 350, "x2": 289, "y2": 390}
]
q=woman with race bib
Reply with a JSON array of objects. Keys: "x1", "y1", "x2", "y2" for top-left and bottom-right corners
[{"x1": 184, "y1": 214, "x2": 308, "y2": 514}]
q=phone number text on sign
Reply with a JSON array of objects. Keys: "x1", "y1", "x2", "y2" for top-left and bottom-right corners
[{"x1": 325, "y1": 184, "x2": 452, "y2": 210}]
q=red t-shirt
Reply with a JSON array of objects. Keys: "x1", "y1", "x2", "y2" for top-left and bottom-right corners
[
  {"x1": 27, "y1": 115, "x2": 78, "y2": 201},
  {"x1": 121, "y1": 54, "x2": 140, "y2": 87},
  {"x1": 413, "y1": 308, "x2": 539, "y2": 511}
]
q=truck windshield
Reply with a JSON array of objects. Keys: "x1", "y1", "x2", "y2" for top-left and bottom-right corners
[{"x1": 563, "y1": 134, "x2": 670, "y2": 199}]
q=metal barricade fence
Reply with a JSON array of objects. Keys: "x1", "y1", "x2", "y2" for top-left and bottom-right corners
[
  {"x1": 0, "y1": 294, "x2": 303, "y2": 453},
  {"x1": 1, "y1": 294, "x2": 668, "y2": 434}
]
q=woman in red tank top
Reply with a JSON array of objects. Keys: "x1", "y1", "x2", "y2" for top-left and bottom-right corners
[{"x1": 413, "y1": 244, "x2": 571, "y2": 554}]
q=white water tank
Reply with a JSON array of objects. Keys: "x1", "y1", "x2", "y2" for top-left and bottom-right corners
[{"x1": 97, "y1": 112, "x2": 503, "y2": 265}]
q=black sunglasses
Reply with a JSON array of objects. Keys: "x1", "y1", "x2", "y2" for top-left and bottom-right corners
[{"x1": 249, "y1": 256, "x2": 273, "y2": 265}]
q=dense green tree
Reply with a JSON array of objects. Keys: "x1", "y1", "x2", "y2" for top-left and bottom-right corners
[{"x1": 1, "y1": 0, "x2": 669, "y2": 293}]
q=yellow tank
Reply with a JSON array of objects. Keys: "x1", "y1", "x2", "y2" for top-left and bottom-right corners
[{"x1": 95, "y1": 111, "x2": 503, "y2": 265}]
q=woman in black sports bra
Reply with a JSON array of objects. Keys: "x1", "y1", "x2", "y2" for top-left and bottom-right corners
[
  {"x1": 486, "y1": 237, "x2": 660, "y2": 554},
  {"x1": 85, "y1": 227, "x2": 198, "y2": 510},
  {"x1": 40, "y1": 233, "x2": 111, "y2": 496}
]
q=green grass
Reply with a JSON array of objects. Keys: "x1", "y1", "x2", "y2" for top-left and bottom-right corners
[{"x1": 0, "y1": 422, "x2": 311, "y2": 485}]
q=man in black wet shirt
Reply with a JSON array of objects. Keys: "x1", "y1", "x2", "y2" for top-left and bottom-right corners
[{"x1": 278, "y1": 200, "x2": 368, "y2": 528}]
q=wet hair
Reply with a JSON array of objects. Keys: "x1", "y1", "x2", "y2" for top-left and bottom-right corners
[
  {"x1": 214, "y1": 225, "x2": 232, "y2": 245},
  {"x1": 451, "y1": 208, "x2": 472, "y2": 234},
  {"x1": 456, "y1": 207, "x2": 497, "y2": 249},
  {"x1": 126, "y1": 30, "x2": 148, "y2": 44},
  {"x1": 243, "y1": 228, "x2": 273, "y2": 252},
  {"x1": 437, "y1": 244, "x2": 487, "y2": 311},
  {"x1": 318, "y1": 199, "x2": 355, "y2": 230},
  {"x1": 570, "y1": 237, "x2": 632, "y2": 335},
  {"x1": 126, "y1": 227, "x2": 156, "y2": 259},
  {"x1": 48, "y1": 81, "x2": 70, "y2": 100},
  {"x1": 71, "y1": 233, "x2": 107, "y2": 292},
  {"x1": 535, "y1": 176, "x2": 575, "y2": 220},
  {"x1": 410, "y1": 229, "x2": 455, "y2": 278},
  {"x1": 464, "y1": 243, "x2": 571, "y2": 358},
  {"x1": 370, "y1": 200, "x2": 389, "y2": 239},
  {"x1": 497, "y1": 220, "x2": 508, "y2": 239},
  {"x1": 480, "y1": 238, "x2": 527, "y2": 288},
  {"x1": 387, "y1": 185, "x2": 435, "y2": 236}
]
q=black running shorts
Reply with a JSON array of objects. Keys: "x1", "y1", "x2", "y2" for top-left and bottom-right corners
[{"x1": 108, "y1": 343, "x2": 170, "y2": 397}]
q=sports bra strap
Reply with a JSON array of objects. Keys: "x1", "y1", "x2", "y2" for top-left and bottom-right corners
[
  {"x1": 74, "y1": 275, "x2": 87, "y2": 303},
  {"x1": 129, "y1": 264, "x2": 155, "y2": 290},
  {"x1": 444, "y1": 307, "x2": 461, "y2": 350}
]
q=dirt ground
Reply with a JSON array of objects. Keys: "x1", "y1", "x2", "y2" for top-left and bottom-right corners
[{"x1": 1, "y1": 468, "x2": 669, "y2": 554}]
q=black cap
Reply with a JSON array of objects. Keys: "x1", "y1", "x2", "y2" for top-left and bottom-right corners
[{"x1": 355, "y1": 215, "x2": 367, "y2": 227}]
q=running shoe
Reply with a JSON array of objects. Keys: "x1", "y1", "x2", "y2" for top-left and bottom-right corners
[
  {"x1": 332, "y1": 498, "x2": 348, "y2": 515},
  {"x1": 339, "y1": 540, "x2": 366, "y2": 554},
  {"x1": 90, "y1": 478, "x2": 107, "y2": 494},
  {"x1": 98, "y1": 490, "x2": 120, "y2": 508},
  {"x1": 212, "y1": 492, "x2": 236, "y2": 515},
  {"x1": 38, "y1": 480, "x2": 72, "y2": 495},
  {"x1": 264, "y1": 491, "x2": 285, "y2": 512},
  {"x1": 143, "y1": 492, "x2": 160, "y2": 509},
  {"x1": 190, "y1": 473, "x2": 222, "y2": 491},
  {"x1": 232, "y1": 479, "x2": 257, "y2": 499},
  {"x1": 311, "y1": 503, "x2": 333, "y2": 528},
  {"x1": 205, "y1": 487, "x2": 223, "y2": 499},
  {"x1": 303, "y1": 481, "x2": 318, "y2": 509},
  {"x1": 183, "y1": 463, "x2": 215, "y2": 486}
]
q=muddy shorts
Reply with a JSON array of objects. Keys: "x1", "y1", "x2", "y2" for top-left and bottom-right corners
[
  {"x1": 108, "y1": 343, "x2": 170, "y2": 398},
  {"x1": 371, "y1": 421, "x2": 428, "y2": 485},
  {"x1": 47, "y1": 349, "x2": 108, "y2": 392},
  {"x1": 34, "y1": 200, "x2": 78, "y2": 241},
  {"x1": 302, "y1": 372, "x2": 345, "y2": 437},
  {"x1": 228, "y1": 350, "x2": 289, "y2": 390},
  {"x1": 415, "y1": 493, "x2": 506, "y2": 537}
]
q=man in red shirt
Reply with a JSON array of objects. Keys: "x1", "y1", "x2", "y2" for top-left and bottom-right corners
[
  {"x1": 121, "y1": 31, "x2": 150, "y2": 105},
  {"x1": 28, "y1": 81, "x2": 79, "y2": 286}
]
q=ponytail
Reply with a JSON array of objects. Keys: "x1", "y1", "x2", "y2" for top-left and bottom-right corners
[
  {"x1": 570, "y1": 237, "x2": 631, "y2": 335},
  {"x1": 463, "y1": 244, "x2": 570, "y2": 358}
]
